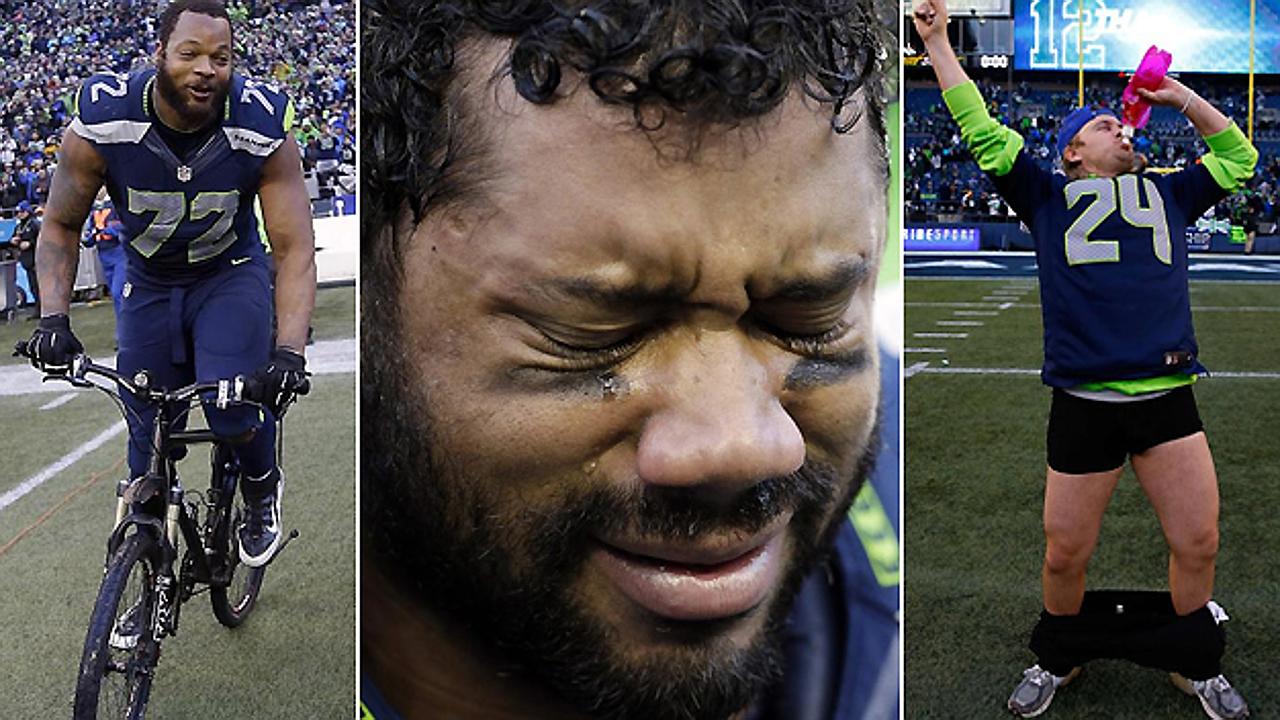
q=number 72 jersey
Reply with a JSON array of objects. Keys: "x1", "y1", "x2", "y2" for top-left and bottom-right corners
[
  {"x1": 991, "y1": 153, "x2": 1229, "y2": 387},
  {"x1": 70, "y1": 68, "x2": 293, "y2": 285}
]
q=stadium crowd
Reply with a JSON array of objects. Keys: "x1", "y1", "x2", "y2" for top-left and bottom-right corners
[
  {"x1": 0, "y1": 0, "x2": 355, "y2": 221},
  {"x1": 907, "y1": 74, "x2": 1280, "y2": 234}
]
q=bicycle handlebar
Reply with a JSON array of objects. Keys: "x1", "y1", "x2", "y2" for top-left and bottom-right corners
[{"x1": 13, "y1": 340, "x2": 259, "y2": 410}]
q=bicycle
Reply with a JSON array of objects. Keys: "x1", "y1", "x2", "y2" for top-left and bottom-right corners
[{"x1": 13, "y1": 342, "x2": 304, "y2": 719}]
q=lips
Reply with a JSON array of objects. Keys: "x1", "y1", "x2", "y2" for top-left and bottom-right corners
[
  {"x1": 590, "y1": 516, "x2": 789, "y2": 622},
  {"x1": 189, "y1": 85, "x2": 213, "y2": 102}
]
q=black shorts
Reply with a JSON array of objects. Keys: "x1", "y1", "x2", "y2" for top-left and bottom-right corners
[{"x1": 1046, "y1": 385, "x2": 1204, "y2": 474}]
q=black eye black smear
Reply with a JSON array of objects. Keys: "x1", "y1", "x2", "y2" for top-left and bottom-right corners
[
  {"x1": 504, "y1": 366, "x2": 632, "y2": 400},
  {"x1": 783, "y1": 347, "x2": 870, "y2": 391}
]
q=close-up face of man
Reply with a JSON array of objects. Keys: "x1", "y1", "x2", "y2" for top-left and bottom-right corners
[
  {"x1": 154, "y1": 6, "x2": 234, "y2": 130},
  {"x1": 1064, "y1": 113, "x2": 1134, "y2": 178},
  {"x1": 362, "y1": 3, "x2": 889, "y2": 718}
]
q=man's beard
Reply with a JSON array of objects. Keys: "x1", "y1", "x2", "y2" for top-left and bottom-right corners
[
  {"x1": 155, "y1": 59, "x2": 227, "y2": 130},
  {"x1": 363, "y1": 305, "x2": 878, "y2": 720}
]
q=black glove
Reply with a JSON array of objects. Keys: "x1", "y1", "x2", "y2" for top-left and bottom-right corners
[
  {"x1": 27, "y1": 313, "x2": 83, "y2": 373},
  {"x1": 249, "y1": 347, "x2": 310, "y2": 414}
]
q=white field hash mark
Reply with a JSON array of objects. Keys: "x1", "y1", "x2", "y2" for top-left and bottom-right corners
[
  {"x1": 0, "y1": 420, "x2": 127, "y2": 512},
  {"x1": 39, "y1": 393, "x2": 77, "y2": 411}
]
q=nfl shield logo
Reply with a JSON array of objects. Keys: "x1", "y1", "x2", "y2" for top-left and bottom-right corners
[{"x1": 177, "y1": 165, "x2": 192, "y2": 182}]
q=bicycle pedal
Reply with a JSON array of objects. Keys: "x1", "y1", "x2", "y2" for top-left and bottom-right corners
[{"x1": 263, "y1": 528, "x2": 300, "y2": 567}]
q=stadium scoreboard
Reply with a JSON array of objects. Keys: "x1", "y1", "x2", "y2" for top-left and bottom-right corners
[{"x1": 1014, "y1": 0, "x2": 1280, "y2": 74}]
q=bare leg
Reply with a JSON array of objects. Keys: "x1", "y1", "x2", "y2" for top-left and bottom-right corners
[
  {"x1": 1042, "y1": 465, "x2": 1123, "y2": 615},
  {"x1": 1132, "y1": 432, "x2": 1219, "y2": 615}
]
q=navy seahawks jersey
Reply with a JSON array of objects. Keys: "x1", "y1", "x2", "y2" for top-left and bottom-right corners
[
  {"x1": 991, "y1": 155, "x2": 1226, "y2": 387},
  {"x1": 70, "y1": 68, "x2": 291, "y2": 285}
]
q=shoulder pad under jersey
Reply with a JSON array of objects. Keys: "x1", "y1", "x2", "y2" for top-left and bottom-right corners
[{"x1": 71, "y1": 69, "x2": 153, "y2": 145}]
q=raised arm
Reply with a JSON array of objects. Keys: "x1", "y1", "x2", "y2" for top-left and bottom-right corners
[
  {"x1": 37, "y1": 128, "x2": 106, "y2": 316},
  {"x1": 913, "y1": 0, "x2": 969, "y2": 91},
  {"x1": 258, "y1": 135, "x2": 316, "y2": 353},
  {"x1": 1137, "y1": 76, "x2": 1257, "y2": 193},
  {"x1": 913, "y1": 0, "x2": 1025, "y2": 180}
]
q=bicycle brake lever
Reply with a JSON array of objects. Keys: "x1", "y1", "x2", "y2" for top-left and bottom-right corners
[{"x1": 40, "y1": 373, "x2": 93, "y2": 388}]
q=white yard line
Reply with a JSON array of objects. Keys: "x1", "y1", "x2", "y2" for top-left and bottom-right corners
[
  {"x1": 917, "y1": 367, "x2": 1038, "y2": 376},
  {"x1": 910, "y1": 301, "x2": 1280, "y2": 313},
  {"x1": 1212, "y1": 371, "x2": 1280, "y2": 379},
  {"x1": 937, "y1": 321, "x2": 983, "y2": 327},
  {"x1": 905, "y1": 361, "x2": 931, "y2": 378},
  {"x1": 0, "y1": 420, "x2": 127, "y2": 511},
  {"x1": 38, "y1": 393, "x2": 76, "y2": 411},
  {"x1": 904, "y1": 348, "x2": 947, "y2": 353},
  {"x1": 953, "y1": 311, "x2": 999, "y2": 317},
  {"x1": 913, "y1": 332, "x2": 968, "y2": 339},
  {"x1": 905, "y1": 302, "x2": 1003, "y2": 308},
  {"x1": 914, "y1": 366, "x2": 1280, "y2": 380}
]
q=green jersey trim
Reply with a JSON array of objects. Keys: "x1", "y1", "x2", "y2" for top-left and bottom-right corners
[
  {"x1": 1200, "y1": 123, "x2": 1258, "y2": 193},
  {"x1": 1075, "y1": 373, "x2": 1197, "y2": 395},
  {"x1": 848, "y1": 481, "x2": 899, "y2": 588},
  {"x1": 942, "y1": 81, "x2": 1024, "y2": 177}
]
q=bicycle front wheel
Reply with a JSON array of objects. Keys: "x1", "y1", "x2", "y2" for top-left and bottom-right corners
[
  {"x1": 73, "y1": 531, "x2": 161, "y2": 720},
  {"x1": 210, "y1": 492, "x2": 266, "y2": 627}
]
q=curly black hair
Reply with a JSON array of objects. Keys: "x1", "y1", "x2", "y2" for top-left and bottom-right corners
[{"x1": 361, "y1": 0, "x2": 891, "y2": 251}]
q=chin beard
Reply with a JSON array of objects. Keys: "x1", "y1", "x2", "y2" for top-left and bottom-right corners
[{"x1": 362, "y1": 299, "x2": 879, "y2": 720}]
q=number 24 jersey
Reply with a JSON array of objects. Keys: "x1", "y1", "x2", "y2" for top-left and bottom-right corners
[{"x1": 992, "y1": 154, "x2": 1227, "y2": 387}]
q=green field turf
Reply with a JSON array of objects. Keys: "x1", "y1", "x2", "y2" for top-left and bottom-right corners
[
  {"x1": 0, "y1": 282, "x2": 355, "y2": 367},
  {"x1": 904, "y1": 278, "x2": 1280, "y2": 718},
  {"x1": 0, "y1": 286, "x2": 355, "y2": 717}
]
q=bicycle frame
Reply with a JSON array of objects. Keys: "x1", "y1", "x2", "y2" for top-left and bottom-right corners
[{"x1": 53, "y1": 356, "x2": 265, "y2": 639}]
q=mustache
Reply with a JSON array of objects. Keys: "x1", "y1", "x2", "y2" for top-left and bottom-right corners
[{"x1": 531, "y1": 464, "x2": 840, "y2": 563}]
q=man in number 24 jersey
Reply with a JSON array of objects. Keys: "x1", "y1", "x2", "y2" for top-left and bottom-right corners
[
  {"x1": 915, "y1": 0, "x2": 1257, "y2": 718},
  {"x1": 25, "y1": 0, "x2": 316, "y2": 569}
]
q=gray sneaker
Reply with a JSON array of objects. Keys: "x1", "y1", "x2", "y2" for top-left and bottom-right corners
[
  {"x1": 1171, "y1": 673, "x2": 1250, "y2": 719},
  {"x1": 1007, "y1": 664, "x2": 1080, "y2": 717}
]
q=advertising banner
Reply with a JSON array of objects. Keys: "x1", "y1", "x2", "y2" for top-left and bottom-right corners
[{"x1": 1013, "y1": 0, "x2": 1280, "y2": 74}]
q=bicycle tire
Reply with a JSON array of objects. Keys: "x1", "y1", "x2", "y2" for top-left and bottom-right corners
[
  {"x1": 209, "y1": 453, "x2": 266, "y2": 627},
  {"x1": 73, "y1": 531, "x2": 161, "y2": 720}
]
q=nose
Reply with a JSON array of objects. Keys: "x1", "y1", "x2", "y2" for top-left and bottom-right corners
[
  {"x1": 634, "y1": 330, "x2": 805, "y2": 496},
  {"x1": 193, "y1": 55, "x2": 213, "y2": 76}
]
